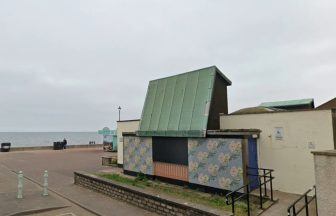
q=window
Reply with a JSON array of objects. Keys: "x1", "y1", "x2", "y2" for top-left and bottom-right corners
[{"x1": 152, "y1": 137, "x2": 188, "y2": 165}]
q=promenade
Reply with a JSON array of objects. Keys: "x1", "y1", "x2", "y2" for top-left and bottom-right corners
[{"x1": 0, "y1": 148, "x2": 156, "y2": 216}]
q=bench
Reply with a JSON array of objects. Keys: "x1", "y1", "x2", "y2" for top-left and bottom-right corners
[{"x1": 102, "y1": 155, "x2": 117, "y2": 166}]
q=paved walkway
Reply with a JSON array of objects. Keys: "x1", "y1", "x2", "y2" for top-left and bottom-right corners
[
  {"x1": 0, "y1": 148, "x2": 156, "y2": 216},
  {"x1": 261, "y1": 190, "x2": 317, "y2": 216},
  {"x1": 0, "y1": 148, "x2": 316, "y2": 216}
]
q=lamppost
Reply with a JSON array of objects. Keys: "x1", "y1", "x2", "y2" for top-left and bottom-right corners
[{"x1": 118, "y1": 106, "x2": 121, "y2": 121}]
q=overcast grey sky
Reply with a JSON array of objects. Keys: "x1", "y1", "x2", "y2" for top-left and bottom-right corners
[{"x1": 0, "y1": 0, "x2": 335, "y2": 131}]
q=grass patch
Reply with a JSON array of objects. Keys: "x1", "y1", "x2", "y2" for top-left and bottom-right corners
[{"x1": 98, "y1": 173, "x2": 254, "y2": 216}]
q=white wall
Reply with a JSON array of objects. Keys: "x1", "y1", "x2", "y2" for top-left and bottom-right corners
[
  {"x1": 116, "y1": 120, "x2": 140, "y2": 165},
  {"x1": 220, "y1": 110, "x2": 334, "y2": 194}
]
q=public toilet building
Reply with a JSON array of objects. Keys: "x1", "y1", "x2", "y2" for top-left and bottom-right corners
[
  {"x1": 220, "y1": 109, "x2": 336, "y2": 194},
  {"x1": 122, "y1": 66, "x2": 262, "y2": 192}
]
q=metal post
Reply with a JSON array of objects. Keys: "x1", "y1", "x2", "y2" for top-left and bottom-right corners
[
  {"x1": 263, "y1": 169, "x2": 267, "y2": 197},
  {"x1": 17, "y1": 171, "x2": 23, "y2": 199},
  {"x1": 118, "y1": 106, "x2": 121, "y2": 121},
  {"x1": 304, "y1": 195, "x2": 309, "y2": 216},
  {"x1": 232, "y1": 195, "x2": 235, "y2": 215},
  {"x1": 293, "y1": 206, "x2": 296, "y2": 216},
  {"x1": 270, "y1": 171, "x2": 274, "y2": 201},
  {"x1": 247, "y1": 185, "x2": 250, "y2": 216},
  {"x1": 43, "y1": 170, "x2": 48, "y2": 196},
  {"x1": 314, "y1": 186, "x2": 318, "y2": 216},
  {"x1": 259, "y1": 177, "x2": 263, "y2": 209}
]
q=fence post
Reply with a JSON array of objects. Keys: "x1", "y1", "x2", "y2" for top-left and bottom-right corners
[
  {"x1": 247, "y1": 185, "x2": 250, "y2": 216},
  {"x1": 259, "y1": 176, "x2": 263, "y2": 209},
  {"x1": 270, "y1": 171, "x2": 274, "y2": 201},
  {"x1": 17, "y1": 171, "x2": 23, "y2": 199},
  {"x1": 263, "y1": 169, "x2": 267, "y2": 197},
  {"x1": 314, "y1": 186, "x2": 318, "y2": 216},
  {"x1": 232, "y1": 194, "x2": 235, "y2": 215},
  {"x1": 304, "y1": 195, "x2": 309, "y2": 216},
  {"x1": 43, "y1": 170, "x2": 48, "y2": 196}
]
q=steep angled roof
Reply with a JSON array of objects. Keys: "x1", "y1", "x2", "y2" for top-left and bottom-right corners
[
  {"x1": 260, "y1": 98, "x2": 314, "y2": 109},
  {"x1": 138, "y1": 66, "x2": 231, "y2": 137},
  {"x1": 317, "y1": 97, "x2": 336, "y2": 110}
]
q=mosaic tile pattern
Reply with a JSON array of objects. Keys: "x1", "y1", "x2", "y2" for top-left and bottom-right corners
[
  {"x1": 188, "y1": 138, "x2": 244, "y2": 191},
  {"x1": 123, "y1": 136, "x2": 153, "y2": 175}
]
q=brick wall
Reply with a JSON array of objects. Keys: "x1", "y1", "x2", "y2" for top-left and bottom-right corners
[{"x1": 74, "y1": 171, "x2": 219, "y2": 216}]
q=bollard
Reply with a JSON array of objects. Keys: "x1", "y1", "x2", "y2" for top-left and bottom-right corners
[
  {"x1": 43, "y1": 170, "x2": 48, "y2": 196},
  {"x1": 17, "y1": 171, "x2": 23, "y2": 199}
]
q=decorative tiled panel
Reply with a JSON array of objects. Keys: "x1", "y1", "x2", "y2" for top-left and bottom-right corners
[
  {"x1": 188, "y1": 138, "x2": 244, "y2": 191},
  {"x1": 123, "y1": 136, "x2": 153, "y2": 175}
]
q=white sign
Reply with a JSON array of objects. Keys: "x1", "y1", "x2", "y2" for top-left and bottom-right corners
[{"x1": 275, "y1": 127, "x2": 284, "y2": 140}]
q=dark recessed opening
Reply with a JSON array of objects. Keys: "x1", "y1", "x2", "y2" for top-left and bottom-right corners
[{"x1": 152, "y1": 137, "x2": 188, "y2": 165}]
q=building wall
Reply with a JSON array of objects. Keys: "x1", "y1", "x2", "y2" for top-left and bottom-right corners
[
  {"x1": 313, "y1": 151, "x2": 336, "y2": 216},
  {"x1": 207, "y1": 74, "x2": 229, "y2": 130},
  {"x1": 333, "y1": 109, "x2": 336, "y2": 149},
  {"x1": 220, "y1": 110, "x2": 334, "y2": 194},
  {"x1": 123, "y1": 136, "x2": 153, "y2": 175},
  {"x1": 116, "y1": 120, "x2": 140, "y2": 165},
  {"x1": 188, "y1": 138, "x2": 244, "y2": 191}
]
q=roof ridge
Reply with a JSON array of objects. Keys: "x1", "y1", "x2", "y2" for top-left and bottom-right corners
[{"x1": 149, "y1": 66, "x2": 231, "y2": 85}]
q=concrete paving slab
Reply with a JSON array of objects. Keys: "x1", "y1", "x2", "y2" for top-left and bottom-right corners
[
  {"x1": 0, "y1": 165, "x2": 68, "y2": 216},
  {"x1": 0, "y1": 148, "x2": 156, "y2": 216}
]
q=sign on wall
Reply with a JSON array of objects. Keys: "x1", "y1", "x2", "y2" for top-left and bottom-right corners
[{"x1": 275, "y1": 127, "x2": 284, "y2": 140}]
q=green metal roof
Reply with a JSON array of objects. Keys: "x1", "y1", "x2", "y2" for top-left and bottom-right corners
[
  {"x1": 260, "y1": 98, "x2": 314, "y2": 108},
  {"x1": 138, "y1": 66, "x2": 231, "y2": 137}
]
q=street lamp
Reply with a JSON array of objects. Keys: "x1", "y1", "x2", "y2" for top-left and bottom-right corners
[{"x1": 118, "y1": 106, "x2": 121, "y2": 121}]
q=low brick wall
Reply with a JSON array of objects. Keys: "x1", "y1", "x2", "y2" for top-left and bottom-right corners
[{"x1": 74, "y1": 171, "x2": 222, "y2": 216}]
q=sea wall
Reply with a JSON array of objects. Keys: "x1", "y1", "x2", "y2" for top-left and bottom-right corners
[{"x1": 8, "y1": 144, "x2": 103, "y2": 152}]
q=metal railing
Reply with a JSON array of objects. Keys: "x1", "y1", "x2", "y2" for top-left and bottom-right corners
[
  {"x1": 287, "y1": 186, "x2": 318, "y2": 216},
  {"x1": 226, "y1": 183, "x2": 251, "y2": 216},
  {"x1": 225, "y1": 167, "x2": 275, "y2": 216},
  {"x1": 247, "y1": 167, "x2": 275, "y2": 203}
]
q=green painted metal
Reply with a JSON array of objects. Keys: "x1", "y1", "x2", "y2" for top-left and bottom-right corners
[
  {"x1": 260, "y1": 98, "x2": 314, "y2": 108},
  {"x1": 138, "y1": 66, "x2": 231, "y2": 137},
  {"x1": 98, "y1": 127, "x2": 116, "y2": 135}
]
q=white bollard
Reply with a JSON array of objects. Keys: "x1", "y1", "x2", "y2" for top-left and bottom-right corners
[
  {"x1": 17, "y1": 171, "x2": 23, "y2": 199},
  {"x1": 43, "y1": 170, "x2": 48, "y2": 196}
]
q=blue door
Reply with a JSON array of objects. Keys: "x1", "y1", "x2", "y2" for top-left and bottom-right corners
[{"x1": 248, "y1": 138, "x2": 259, "y2": 191}]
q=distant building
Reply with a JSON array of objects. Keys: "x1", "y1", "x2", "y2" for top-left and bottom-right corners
[
  {"x1": 231, "y1": 106, "x2": 284, "y2": 115},
  {"x1": 317, "y1": 97, "x2": 336, "y2": 110},
  {"x1": 260, "y1": 98, "x2": 315, "y2": 110},
  {"x1": 116, "y1": 119, "x2": 140, "y2": 166}
]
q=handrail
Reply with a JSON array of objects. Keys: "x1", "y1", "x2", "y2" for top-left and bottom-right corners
[
  {"x1": 226, "y1": 183, "x2": 251, "y2": 216},
  {"x1": 287, "y1": 185, "x2": 318, "y2": 216},
  {"x1": 247, "y1": 166, "x2": 275, "y2": 202},
  {"x1": 225, "y1": 167, "x2": 275, "y2": 216}
]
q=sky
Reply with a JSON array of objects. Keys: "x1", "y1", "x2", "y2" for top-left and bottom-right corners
[{"x1": 0, "y1": 0, "x2": 335, "y2": 132}]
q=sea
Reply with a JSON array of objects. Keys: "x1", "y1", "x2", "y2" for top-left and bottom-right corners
[{"x1": 0, "y1": 132, "x2": 102, "y2": 147}]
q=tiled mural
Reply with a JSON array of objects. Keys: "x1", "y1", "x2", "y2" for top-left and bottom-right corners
[
  {"x1": 188, "y1": 138, "x2": 244, "y2": 191},
  {"x1": 123, "y1": 136, "x2": 153, "y2": 175}
]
